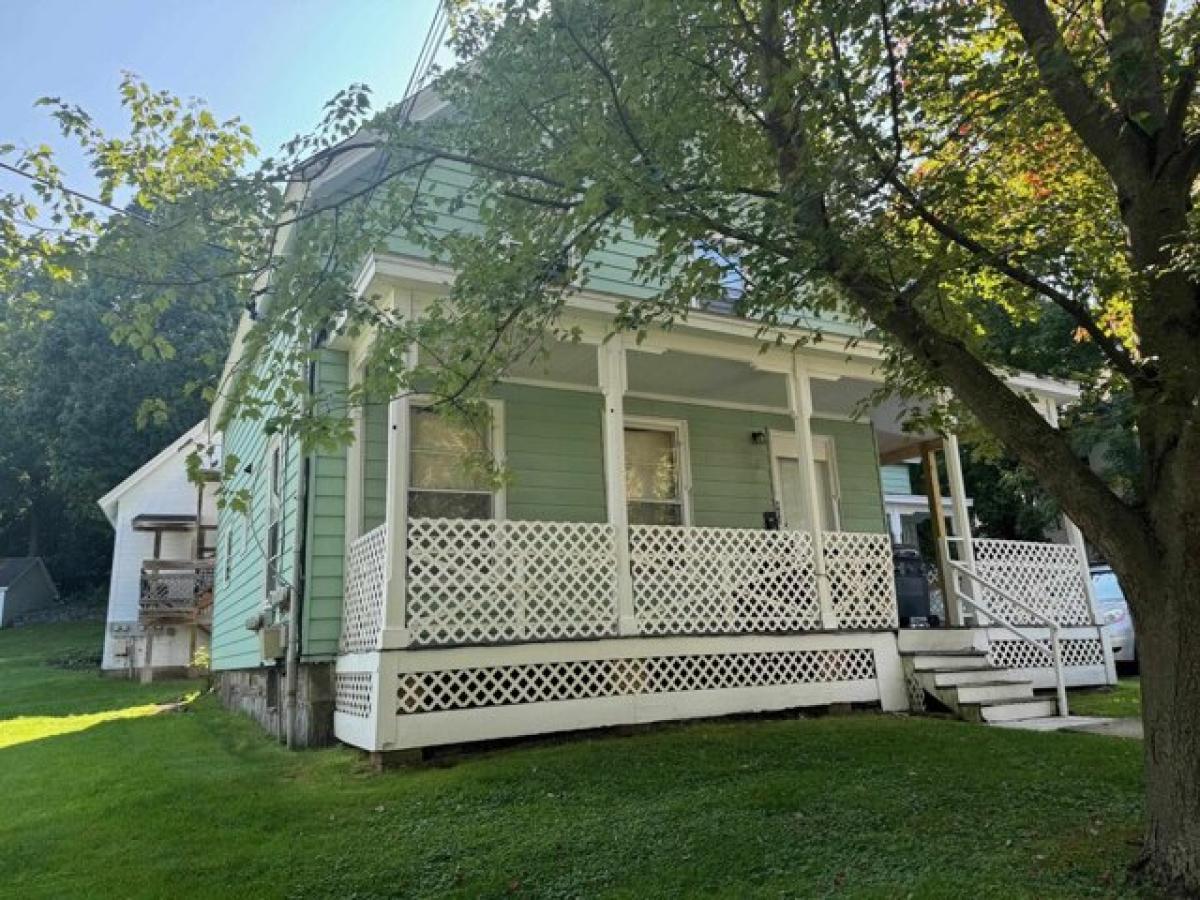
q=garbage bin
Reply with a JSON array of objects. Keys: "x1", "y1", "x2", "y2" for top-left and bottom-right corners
[{"x1": 893, "y1": 545, "x2": 935, "y2": 627}]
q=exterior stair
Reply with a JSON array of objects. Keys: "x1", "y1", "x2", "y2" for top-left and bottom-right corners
[{"x1": 898, "y1": 629, "x2": 1058, "y2": 724}]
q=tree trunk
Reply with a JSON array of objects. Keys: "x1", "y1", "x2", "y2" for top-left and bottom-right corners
[{"x1": 1133, "y1": 584, "x2": 1200, "y2": 895}]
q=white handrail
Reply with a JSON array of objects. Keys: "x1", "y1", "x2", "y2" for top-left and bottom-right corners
[{"x1": 942, "y1": 539, "x2": 1069, "y2": 717}]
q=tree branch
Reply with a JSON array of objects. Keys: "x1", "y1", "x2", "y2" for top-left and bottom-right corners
[{"x1": 1002, "y1": 0, "x2": 1149, "y2": 190}]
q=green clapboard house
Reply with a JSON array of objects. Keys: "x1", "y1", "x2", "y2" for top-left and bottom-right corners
[{"x1": 207, "y1": 101, "x2": 1115, "y2": 755}]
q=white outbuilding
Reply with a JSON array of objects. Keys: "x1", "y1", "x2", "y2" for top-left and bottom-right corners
[{"x1": 98, "y1": 422, "x2": 219, "y2": 678}]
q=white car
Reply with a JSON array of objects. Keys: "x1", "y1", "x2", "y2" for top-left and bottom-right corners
[{"x1": 1091, "y1": 566, "x2": 1136, "y2": 671}]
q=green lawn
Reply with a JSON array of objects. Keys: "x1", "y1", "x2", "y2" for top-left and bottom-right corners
[
  {"x1": 0, "y1": 624, "x2": 1153, "y2": 899},
  {"x1": 1069, "y1": 679, "x2": 1142, "y2": 719}
]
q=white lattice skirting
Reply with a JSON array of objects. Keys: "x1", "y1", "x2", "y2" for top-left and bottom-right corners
[
  {"x1": 396, "y1": 647, "x2": 876, "y2": 714},
  {"x1": 334, "y1": 671, "x2": 374, "y2": 718},
  {"x1": 984, "y1": 628, "x2": 1110, "y2": 689},
  {"x1": 630, "y1": 525, "x2": 820, "y2": 634},
  {"x1": 407, "y1": 518, "x2": 620, "y2": 645},
  {"x1": 333, "y1": 633, "x2": 907, "y2": 751}
]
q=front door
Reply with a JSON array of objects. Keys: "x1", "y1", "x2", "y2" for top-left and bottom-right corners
[{"x1": 771, "y1": 432, "x2": 839, "y2": 532}]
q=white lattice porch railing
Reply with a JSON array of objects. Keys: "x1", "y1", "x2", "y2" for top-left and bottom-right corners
[
  {"x1": 339, "y1": 524, "x2": 388, "y2": 653},
  {"x1": 971, "y1": 538, "x2": 1094, "y2": 626},
  {"x1": 822, "y1": 531, "x2": 899, "y2": 629},
  {"x1": 406, "y1": 517, "x2": 620, "y2": 645},
  {"x1": 630, "y1": 525, "x2": 821, "y2": 634}
]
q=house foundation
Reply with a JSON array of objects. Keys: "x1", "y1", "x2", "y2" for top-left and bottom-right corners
[{"x1": 214, "y1": 662, "x2": 336, "y2": 747}]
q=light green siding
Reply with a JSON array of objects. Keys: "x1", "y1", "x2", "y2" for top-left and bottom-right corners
[
  {"x1": 378, "y1": 161, "x2": 864, "y2": 336},
  {"x1": 819, "y1": 419, "x2": 889, "y2": 533},
  {"x1": 302, "y1": 350, "x2": 350, "y2": 659},
  {"x1": 211, "y1": 356, "x2": 303, "y2": 671},
  {"x1": 267, "y1": 384, "x2": 886, "y2": 655},
  {"x1": 494, "y1": 384, "x2": 606, "y2": 522},
  {"x1": 211, "y1": 349, "x2": 352, "y2": 669},
  {"x1": 623, "y1": 398, "x2": 787, "y2": 528},
  {"x1": 361, "y1": 400, "x2": 388, "y2": 533},
  {"x1": 356, "y1": 388, "x2": 887, "y2": 533}
]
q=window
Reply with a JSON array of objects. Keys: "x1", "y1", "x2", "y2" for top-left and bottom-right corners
[
  {"x1": 224, "y1": 527, "x2": 234, "y2": 585},
  {"x1": 625, "y1": 424, "x2": 687, "y2": 526},
  {"x1": 265, "y1": 439, "x2": 284, "y2": 594},
  {"x1": 408, "y1": 407, "x2": 495, "y2": 519},
  {"x1": 691, "y1": 239, "x2": 746, "y2": 313}
]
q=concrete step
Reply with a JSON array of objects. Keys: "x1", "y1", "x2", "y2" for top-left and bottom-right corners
[
  {"x1": 907, "y1": 650, "x2": 994, "y2": 672},
  {"x1": 930, "y1": 668, "x2": 1030, "y2": 688},
  {"x1": 978, "y1": 697, "x2": 1059, "y2": 723},
  {"x1": 950, "y1": 681, "x2": 1034, "y2": 705},
  {"x1": 897, "y1": 628, "x2": 988, "y2": 654}
]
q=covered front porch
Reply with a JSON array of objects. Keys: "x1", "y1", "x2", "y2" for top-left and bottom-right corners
[{"x1": 329, "y1": 297, "x2": 1112, "y2": 752}]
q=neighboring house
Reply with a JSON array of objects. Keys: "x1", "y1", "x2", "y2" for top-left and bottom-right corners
[
  {"x1": 0, "y1": 558, "x2": 58, "y2": 628},
  {"x1": 880, "y1": 463, "x2": 974, "y2": 548},
  {"x1": 207, "y1": 100, "x2": 1117, "y2": 754},
  {"x1": 97, "y1": 423, "x2": 219, "y2": 679}
]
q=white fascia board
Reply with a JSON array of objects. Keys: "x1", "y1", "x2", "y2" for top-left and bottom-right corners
[
  {"x1": 96, "y1": 421, "x2": 208, "y2": 524},
  {"x1": 342, "y1": 250, "x2": 1085, "y2": 409}
]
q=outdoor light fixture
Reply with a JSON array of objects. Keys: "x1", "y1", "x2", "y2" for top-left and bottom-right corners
[{"x1": 750, "y1": 429, "x2": 768, "y2": 445}]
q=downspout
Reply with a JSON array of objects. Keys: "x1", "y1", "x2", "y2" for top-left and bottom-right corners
[{"x1": 284, "y1": 330, "x2": 325, "y2": 749}]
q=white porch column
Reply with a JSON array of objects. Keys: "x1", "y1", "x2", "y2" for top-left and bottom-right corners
[
  {"x1": 943, "y1": 432, "x2": 975, "y2": 570},
  {"x1": 942, "y1": 432, "x2": 976, "y2": 625},
  {"x1": 599, "y1": 337, "x2": 637, "y2": 635},
  {"x1": 379, "y1": 302, "x2": 418, "y2": 650},
  {"x1": 788, "y1": 358, "x2": 837, "y2": 630}
]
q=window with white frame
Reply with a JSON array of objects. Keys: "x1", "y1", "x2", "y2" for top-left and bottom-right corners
[
  {"x1": 624, "y1": 423, "x2": 688, "y2": 526},
  {"x1": 265, "y1": 438, "x2": 284, "y2": 594},
  {"x1": 408, "y1": 407, "x2": 496, "y2": 519}
]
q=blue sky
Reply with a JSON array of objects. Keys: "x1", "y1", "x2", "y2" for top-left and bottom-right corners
[{"x1": 2, "y1": 0, "x2": 443, "y2": 189}]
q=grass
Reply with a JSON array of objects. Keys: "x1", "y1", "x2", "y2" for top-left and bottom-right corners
[
  {"x1": 0, "y1": 621, "x2": 194, "y2": 719},
  {"x1": 1070, "y1": 679, "x2": 1143, "y2": 719},
  {"x1": 0, "y1": 624, "x2": 1154, "y2": 899}
]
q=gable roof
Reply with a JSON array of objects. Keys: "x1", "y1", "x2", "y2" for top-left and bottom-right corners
[
  {"x1": 0, "y1": 558, "x2": 37, "y2": 587},
  {"x1": 96, "y1": 422, "x2": 210, "y2": 526},
  {"x1": 0, "y1": 557, "x2": 56, "y2": 594}
]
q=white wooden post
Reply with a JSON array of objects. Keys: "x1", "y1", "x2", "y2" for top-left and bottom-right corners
[
  {"x1": 921, "y1": 442, "x2": 956, "y2": 625},
  {"x1": 942, "y1": 432, "x2": 976, "y2": 625},
  {"x1": 788, "y1": 359, "x2": 837, "y2": 630},
  {"x1": 599, "y1": 337, "x2": 637, "y2": 635},
  {"x1": 379, "y1": 295, "x2": 417, "y2": 650}
]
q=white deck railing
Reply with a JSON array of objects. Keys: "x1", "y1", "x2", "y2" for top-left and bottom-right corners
[
  {"x1": 630, "y1": 524, "x2": 820, "y2": 634},
  {"x1": 972, "y1": 538, "x2": 1094, "y2": 626},
  {"x1": 337, "y1": 520, "x2": 986, "y2": 651},
  {"x1": 339, "y1": 524, "x2": 388, "y2": 653},
  {"x1": 406, "y1": 518, "x2": 621, "y2": 645},
  {"x1": 822, "y1": 531, "x2": 899, "y2": 629}
]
